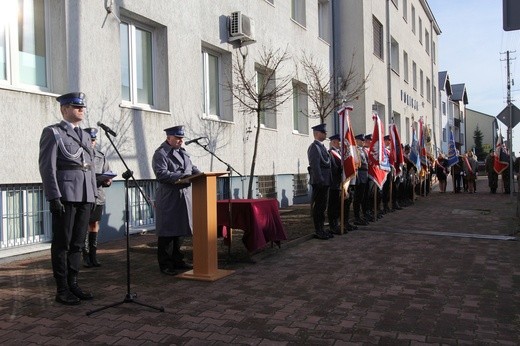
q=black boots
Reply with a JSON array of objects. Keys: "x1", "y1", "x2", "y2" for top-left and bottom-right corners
[
  {"x1": 67, "y1": 273, "x2": 93, "y2": 301},
  {"x1": 84, "y1": 232, "x2": 101, "y2": 268},
  {"x1": 55, "y1": 279, "x2": 80, "y2": 305}
]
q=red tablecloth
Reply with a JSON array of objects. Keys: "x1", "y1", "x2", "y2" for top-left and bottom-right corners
[{"x1": 217, "y1": 199, "x2": 287, "y2": 253}]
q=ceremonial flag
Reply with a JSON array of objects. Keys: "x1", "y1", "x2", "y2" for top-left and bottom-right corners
[
  {"x1": 367, "y1": 113, "x2": 388, "y2": 189},
  {"x1": 418, "y1": 117, "x2": 428, "y2": 166},
  {"x1": 446, "y1": 129, "x2": 459, "y2": 168},
  {"x1": 339, "y1": 106, "x2": 358, "y2": 182},
  {"x1": 409, "y1": 123, "x2": 422, "y2": 171},
  {"x1": 389, "y1": 123, "x2": 404, "y2": 175},
  {"x1": 493, "y1": 132, "x2": 509, "y2": 174}
]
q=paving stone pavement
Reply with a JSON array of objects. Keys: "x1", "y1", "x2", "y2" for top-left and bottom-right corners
[{"x1": 0, "y1": 177, "x2": 519, "y2": 345}]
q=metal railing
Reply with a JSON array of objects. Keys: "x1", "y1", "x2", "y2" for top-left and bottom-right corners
[{"x1": 0, "y1": 184, "x2": 51, "y2": 249}]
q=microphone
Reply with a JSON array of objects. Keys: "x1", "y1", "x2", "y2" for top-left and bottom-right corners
[
  {"x1": 97, "y1": 121, "x2": 117, "y2": 137},
  {"x1": 184, "y1": 136, "x2": 207, "y2": 145}
]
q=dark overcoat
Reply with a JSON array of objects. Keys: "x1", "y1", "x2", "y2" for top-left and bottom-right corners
[{"x1": 152, "y1": 141, "x2": 201, "y2": 237}]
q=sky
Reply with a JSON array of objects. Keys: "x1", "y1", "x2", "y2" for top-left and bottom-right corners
[{"x1": 428, "y1": 0, "x2": 520, "y2": 152}]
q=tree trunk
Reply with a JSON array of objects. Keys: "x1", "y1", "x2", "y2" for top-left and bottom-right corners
[{"x1": 247, "y1": 111, "x2": 262, "y2": 199}]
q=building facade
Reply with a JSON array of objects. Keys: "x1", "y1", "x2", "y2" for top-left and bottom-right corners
[
  {"x1": 0, "y1": 0, "x2": 333, "y2": 255},
  {"x1": 465, "y1": 108, "x2": 497, "y2": 160},
  {"x1": 332, "y1": 0, "x2": 441, "y2": 149}
]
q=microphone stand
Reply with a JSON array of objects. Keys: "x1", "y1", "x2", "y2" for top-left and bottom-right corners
[
  {"x1": 190, "y1": 140, "x2": 243, "y2": 260},
  {"x1": 86, "y1": 129, "x2": 164, "y2": 316}
]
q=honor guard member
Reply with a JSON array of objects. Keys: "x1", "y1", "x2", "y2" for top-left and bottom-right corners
[
  {"x1": 353, "y1": 134, "x2": 368, "y2": 225},
  {"x1": 152, "y1": 125, "x2": 201, "y2": 276},
  {"x1": 363, "y1": 134, "x2": 383, "y2": 220},
  {"x1": 381, "y1": 135, "x2": 393, "y2": 213},
  {"x1": 307, "y1": 123, "x2": 332, "y2": 239},
  {"x1": 82, "y1": 127, "x2": 112, "y2": 268},
  {"x1": 39, "y1": 92, "x2": 97, "y2": 305},
  {"x1": 327, "y1": 134, "x2": 342, "y2": 234},
  {"x1": 485, "y1": 149, "x2": 498, "y2": 193}
]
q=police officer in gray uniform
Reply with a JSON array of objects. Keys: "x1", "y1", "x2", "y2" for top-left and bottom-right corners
[
  {"x1": 39, "y1": 92, "x2": 97, "y2": 305},
  {"x1": 152, "y1": 125, "x2": 201, "y2": 276},
  {"x1": 82, "y1": 127, "x2": 112, "y2": 268},
  {"x1": 307, "y1": 123, "x2": 332, "y2": 240}
]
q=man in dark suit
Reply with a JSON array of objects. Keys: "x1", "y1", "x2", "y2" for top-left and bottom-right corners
[
  {"x1": 152, "y1": 125, "x2": 201, "y2": 276},
  {"x1": 39, "y1": 92, "x2": 98, "y2": 305},
  {"x1": 307, "y1": 123, "x2": 332, "y2": 240}
]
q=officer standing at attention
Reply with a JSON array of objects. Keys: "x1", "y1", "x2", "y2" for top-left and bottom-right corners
[
  {"x1": 39, "y1": 92, "x2": 97, "y2": 305},
  {"x1": 353, "y1": 134, "x2": 369, "y2": 226},
  {"x1": 152, "y1": 125, "x2": 201, "y2": 276},
  {"x1": 307, "y1": 123, "x2": 332, "y2": 240},
  {"x1": 327, "y1": 134, "x2": 342, "y2": 234},
  {"x1": 82, "y1": 127, "x2": 112, "y2": 268}
]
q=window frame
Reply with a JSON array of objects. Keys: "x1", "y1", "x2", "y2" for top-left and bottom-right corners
[
  {"x1": 373, "y1": 16, "x2": 384, "y2": 60},
  {"x1": 256, "y1": 66, "x2": 277, "y2": 129},
  {"x1": 291, "y1": 0, "x2": 307, "y2": 27},
  {"x1": 412, "y1": 61, "x2": 417, "y2": 90},
  {"x1": 292, "y1": 81, "x2": 308, "y2": 135},
  {"x1": 390, "y1": 37, "x2": 400, "y2": 74},
  {"x1": 0, "y1": 0, "x2": 49, "y2": 91},
  {"x1": 411, "y1": 5, "x2": 416, "y2": 34},
  {"x1": 403, "y1": 51, "x2": 409, "y2": 82},
  {"x1": 201, "y1": 48, "x2": 222, "y2": 120},
  {"x1": 120, "y1": 19, "x2": 155, "y2": 107}
]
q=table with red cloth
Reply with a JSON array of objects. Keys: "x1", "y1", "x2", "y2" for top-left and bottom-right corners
[{"x1": 217, "y1": 199, "x2": 287, "y2": 253}]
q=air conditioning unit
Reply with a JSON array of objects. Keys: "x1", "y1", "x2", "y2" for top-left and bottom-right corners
[{"x1": 229, "y1": 11, "x2": 255, "y2": 43}]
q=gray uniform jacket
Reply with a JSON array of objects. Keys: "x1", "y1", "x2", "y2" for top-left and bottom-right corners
[
  {"x1": 39, "y1": 121, "x2": 97, "y2": 203},
  {"x1": 93, "y1": 148, "x2": 110, "y2": 205},
  {"x1": 357, "y1": 146, "x2": 368, "y2": 184},
  {"x1": 307, "y1": 140, "x2": 331, "y2": 186},
  {"x1": 152, "y1": 141, "x2": 201, "y2": 237}
]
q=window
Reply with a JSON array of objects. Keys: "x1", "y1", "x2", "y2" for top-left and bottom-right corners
[
  {"x1": 291, "y1": 0, "x2": 306, "y2": 27},
  {"x1": 128, "y1": 180, "x2": 157, "y2": 231},
  {"x1": 418, "y1": 18, "x2": 423, "y2": 44},
  {"x1": 293, "y1": 81, "x2": 308, "y2": 134},
  {"x1": 420, "y1": 69, "x2": 424, "y2": 96},
  {"x1": 442, "y1": 101, "x2": 446, "y2": 115},
  {"x1": 426, "y1": 77, "x2": 431, "y2": 102},
  {"x1": 425, "y1": 30, "x2": 430, "y2": 55},
  {"x1": 120, "y1": 21, "x2": 154, "y2": 105},
  {"x1": 412, "y1": 61, "x2": 417, "y2": 90},
  {"x1": 411, "y1": 5, "x2": 416, "y2": 34},
  {"x1": 257, "y1": 175, "x2": 277, "y2": 198},
  {"x1": 1, "y1": 0, "x2": 47, "y2": 88},
  {"x1": 256, "y1": 66, "x2": 277, "y2": 129},
  {"x1": 373, "y1": 16, "x2": 384, "y2": 60},
  {"x1": 202, "y1": 49, "x2": 220, "y2": 118},
  {"x1": 443, "y1": 128, "x2": 446, "y2": 142},
  {"x1": 432, "y1": 41, "x2": 436, "y2": 64},
  {"x1": 403, "y1": 51, "x2": 409, "y2": 82},
  {"x1": 1, "y1": 184, "x2": 50, "y2": 249},
  {"x1": 318, "y1": 0, "x2": 331, "y2": 42},
  {"x1": 433, "y1": 85, "x2": 437, "y2": 107},
  {"x1": 390, "y1": 37, "x2": 399, "y2": 73},
  {"x1": 293, "y1": 173, "x2": 308, "y2": 197},
  {"x1": 403, "y1": 0, "x2": 408, "y2": 21}
]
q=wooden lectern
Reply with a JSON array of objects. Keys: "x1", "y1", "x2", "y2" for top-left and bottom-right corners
[{"x1": 176, "y1": 172, "x2": 234, "y2": 281}]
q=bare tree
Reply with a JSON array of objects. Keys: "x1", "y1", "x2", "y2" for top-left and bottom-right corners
[
  {"x1": 299, "y1": 52, "x2": 369, "y2": 123},
  {"x1": 182, "y1": 115, "x2": 232, "y2": 171},
  {"x1": 85, "y1": 95, "x2": 133, "y2": 159},
  {"x1": 229, "y1": 46, "x2": 293, "y2": 198}
]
